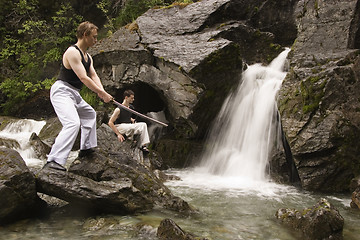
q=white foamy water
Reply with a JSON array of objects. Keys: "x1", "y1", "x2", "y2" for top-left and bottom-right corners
[
  {"x1": 166, "y1": 167, "x2": 300, "y2": 201},
  {"x1": 0, "y1": 119, "x2": 46, "y2": 167},
  {"x1": 198, "y1": 48, "x2": 291, "y2": 183}
]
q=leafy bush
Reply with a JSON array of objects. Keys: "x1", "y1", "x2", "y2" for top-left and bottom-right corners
[{"x1": 0, "y1": 0, "x2": 82, "y2": 114}]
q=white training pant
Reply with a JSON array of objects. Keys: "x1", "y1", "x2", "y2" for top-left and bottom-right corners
[
  {"x1": 47, "y1": 80, "x2": 97, "y2": 165},
  {"x1": 116, "y1": 122, "x2": 150, "y2": 147}
]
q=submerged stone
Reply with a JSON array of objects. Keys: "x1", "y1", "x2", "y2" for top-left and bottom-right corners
[
  {"x1": 157, "y1": 218, "x2": 208, "y2": 240},
  {"x1": 276, "y1": 198, "x2": 344, "y2": 240}
]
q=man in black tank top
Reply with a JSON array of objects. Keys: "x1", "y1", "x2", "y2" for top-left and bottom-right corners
[
  {"x1": 108, "y1": 90, "x2": 150, "y2": 153},
  {"x1": 43, "y1": 21, "x2": 113, "y2": 171}
]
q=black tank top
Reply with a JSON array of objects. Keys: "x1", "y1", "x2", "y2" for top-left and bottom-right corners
[
  {"x1": 115, "y1": 105, "x2": 135, "y2": 124},
  {"x1": 58, "y1": 45, "x2": 91, "y2": 89}
]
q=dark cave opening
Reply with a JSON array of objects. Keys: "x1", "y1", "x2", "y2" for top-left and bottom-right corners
[{"x1": 112, "y1": 82, "x2": 166, "y2": 117}]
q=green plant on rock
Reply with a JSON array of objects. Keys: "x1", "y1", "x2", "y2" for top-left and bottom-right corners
[
  {"x1": 114, "y1": 0, "x2": 166, "y2": 27},
  {"x1": 80, "y1": 87, "x2": 103, "y2": 109},
  {"x1": 162, "y1": 0, "x2": 194, "y2": 9},
  {"x1": 300, "y1": 75, "x2": 326, "y2": 114},
  {"x1": 96, "y1": 0, "x2": 118, "y2": 37}
]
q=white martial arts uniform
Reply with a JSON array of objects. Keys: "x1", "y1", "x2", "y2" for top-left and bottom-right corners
[
  {"x1": 47, "y1": 80, "x2": 97, "y2": 165},
  {"x1": 115, "y1": 122, "x2": 150, "y2": 147}
]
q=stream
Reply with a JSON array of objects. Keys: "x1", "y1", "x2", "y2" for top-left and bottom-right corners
[
  {"x1": 0, "y1": 167, "x2": 359, "y2": 240},
  {"x1": 1, "y1": 49, "x2": 360, "y2": 239}
]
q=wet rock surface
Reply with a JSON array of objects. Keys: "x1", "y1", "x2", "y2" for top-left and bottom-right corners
[
  {"x1": 274, "y1": 0, "x2": 360, "y2": 192},
  {"x1": 0, "y1": 148, "x2": 45, "y2": 224},
  {"x1": 276, "y1": 198, "x2": 344, "y2": 240},
  {"x1": 157, "y1": 218, "x2": 208, "y2": 240},
  {"x1": 350, "y1": 176, "x2": 360, "y2": 209},
  {"x1": 36, "y1": 159, "x2": 154, "y2": 215}
]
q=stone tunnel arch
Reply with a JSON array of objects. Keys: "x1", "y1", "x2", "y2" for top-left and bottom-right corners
[{"x1": 111, "y1": 82, "x2": 167, "y2": 121}]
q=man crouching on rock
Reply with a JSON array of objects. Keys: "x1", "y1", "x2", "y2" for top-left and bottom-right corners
[
  {"x1": 108, "y1": 90, "x2": 150, "y2": 154},
  {"x1": 43, "y1": 21, "x2": 113, "y2": 171}
]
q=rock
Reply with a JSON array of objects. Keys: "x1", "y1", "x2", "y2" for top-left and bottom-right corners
[
  {"x1": 29, "y1": 132, "x2": 51, "y2": 160},
  {"x1": 0, "y1": 137, "x2": 20, "y2": 149},
  {"x1": 350, "y1": 175, "x2": 360, "y2": 192},
  {"x1": 275, "y1": 0, "x2": 360, "y2": 192},
  {"x1": 350, "y1": 187, "x2": 360, "y2": 209},
  {"x1": 13, "y1": 89, "x2": 55, "y2": 120},
  {"x1": 38, "y1": 112, "x2": 109, "y2": 151},
  {"x1": 154, "y1": 169, "x2": 181, "y2": 182},
  {"x1": 276, "y1": 198, "x2": 344, "y2": 240},
  {"x1": 36, "y1": 163, "x2": 153, "y2": 214},
  {"x1": 34, "y1": 124, "x2": 194, "y2": 215},
  {"x1": 136, "y1": 223, "x2": 158, "y2": 239},
  {"x1": 157, "y1": 218, "x2": 208, "y2": 240},
  {"x1": 67, "y1": 124, "x2": 194, "y2": 213},
  {"x1": 0, "y1": 147, "x2": 45, "y2": 225}
]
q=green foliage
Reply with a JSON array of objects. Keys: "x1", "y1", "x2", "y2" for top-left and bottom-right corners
[
  {"x1": 111, "y1": 0, "x2": 195, "y2": 28},
  {"x1": 114, "y1": 0, "x2": 163, "y2": 27},
  {"x1": 0, "y1": 0, "x2": 82, "y2": 114},
  {"x1": 0, "y1": 0, "x2": 198, "y2": 115},
  {"x1": 96, "y1": 0, "x2": 196, "y2": 36},
  {"x1": 80, "y1": 87, "x2": 103, "y2": 109},
  {"x1": 97, "y1": 0, "x2": 117, "y2": 37}
]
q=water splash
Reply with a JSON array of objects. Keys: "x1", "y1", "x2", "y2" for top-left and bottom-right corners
[
  {"x1": 0, "y1": 119, "x2": 46, "y2": 167},
  {"x1": 198, "y1": 48, "x2": 291, "y2": 182}
]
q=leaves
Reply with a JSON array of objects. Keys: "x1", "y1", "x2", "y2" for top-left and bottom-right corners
[{"x1": 0, "y1": 0, "x2": 82, "y2": 114}]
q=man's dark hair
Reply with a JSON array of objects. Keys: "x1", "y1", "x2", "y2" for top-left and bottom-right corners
[{"x1": 123, "y1": 90, "x2": 134, "y2": 98}]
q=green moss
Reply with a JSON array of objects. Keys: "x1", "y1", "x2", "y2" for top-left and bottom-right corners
[
  {"x1": 300, "y1": 76, "x2": 326, "y2": 114},
  {"x1": 270, "y1": 43, "x2": 282, "y2": 51}
]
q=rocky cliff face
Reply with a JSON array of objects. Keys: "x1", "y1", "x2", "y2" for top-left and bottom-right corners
[
  {"x1": 276, "y1": 0, "x2": 360, "y2": 192},
  {"x1": 89, "y1": 0, "x2": 297, "y2": 166}
]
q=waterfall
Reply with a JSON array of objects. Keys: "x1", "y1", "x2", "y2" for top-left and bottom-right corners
[
  {"x1": 0, "y1": 119, "x2": 46, "y2": 167},
  {"x1": 198, "y1": 48, "x2": 291, "y2": 182}
]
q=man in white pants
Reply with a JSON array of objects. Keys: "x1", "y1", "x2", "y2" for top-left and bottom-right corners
[
  {"x1": 44, "y1": 21, "x2": 113, "y2": 171},
  {"x1": 108, "y1": 90, "x2": 150, "y2": 153}
]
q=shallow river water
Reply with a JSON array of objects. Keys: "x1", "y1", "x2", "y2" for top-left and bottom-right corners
[{"x1": 1, "y1": 168, "x2": 360, "y2": 240}]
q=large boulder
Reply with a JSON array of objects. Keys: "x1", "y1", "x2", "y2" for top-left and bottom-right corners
[
  {"x1": 276, "y1": 198, "x2": 344, "y2": 240},
  {"x1": 275, "y1": 0, "x2": 360, "y2": 191},
  {"x1": 36, "y1": 124, "x2": 194, "y2": 214},
  {"x1": 36, "y1": 159, "x2": 154, "y2": 214},
  {"x1": 0, "y1": 147, "x2": 45, "y2": 224}
]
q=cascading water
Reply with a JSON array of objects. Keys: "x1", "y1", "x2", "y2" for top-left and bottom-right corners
[
  {"x1": 0, "y1": 119, "x2": 46, "y2": 167},
  {"x1": 198, "y1": 48, "x2": 291, "y2": 182}
]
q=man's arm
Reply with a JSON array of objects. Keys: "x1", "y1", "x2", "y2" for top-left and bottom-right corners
[
  {"x1": 65, "y1": 48, "x2": 112, "y2": 103},
  {"x1": 88, "y1": 55, "x2": 104, "y2": 90},
  {"x1": 108, "y1": 108, "x2": 125, "y2": 142}
]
